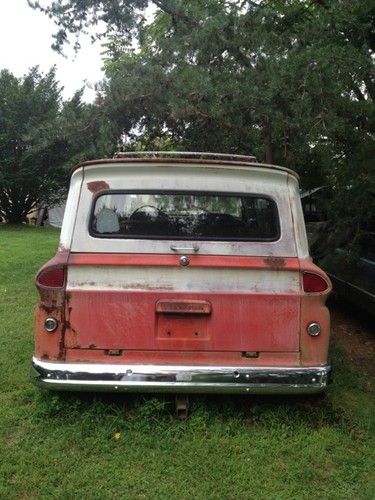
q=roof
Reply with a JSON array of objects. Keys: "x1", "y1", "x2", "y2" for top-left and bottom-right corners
[{"x1": 71, "y1": 151, "x2": 299, "y2": 180}]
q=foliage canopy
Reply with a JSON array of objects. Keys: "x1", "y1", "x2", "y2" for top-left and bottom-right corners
[
  {"x1": 25, "y1": 1, "x2": 375, "y2": 240},
  {"x1": 0, "y1": 67, "x2": 117, "y2": 223}
]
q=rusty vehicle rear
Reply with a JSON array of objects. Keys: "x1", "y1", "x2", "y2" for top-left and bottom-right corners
[{"x1": 31, "y1": 152, "x2": 331, "y2": 394}]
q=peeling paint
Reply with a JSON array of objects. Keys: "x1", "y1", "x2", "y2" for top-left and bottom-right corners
[
  {"x1": 67, "y1": 266, "x2": 298, "y2": 293},
  {"x1": 70, "y1": 280, "x2": 175, "y2": 291}
]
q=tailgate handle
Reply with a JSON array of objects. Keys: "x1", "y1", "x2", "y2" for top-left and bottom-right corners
[
  {"x1": 170, "y1": 244, "x2": 199, "y2": 253},
  {"x1": 156, "y1": 300, "x2": 211, "y2": 315}
]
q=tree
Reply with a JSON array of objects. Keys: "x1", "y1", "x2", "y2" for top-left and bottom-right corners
[
  {"x1": 0, "y1": 67, "x2": 118, "y2": 223},
  {"x1": 29, "y1": 1, "x2": 375, "y2": 241}
]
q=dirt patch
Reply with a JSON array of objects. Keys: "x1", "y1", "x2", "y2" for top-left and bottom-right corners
[{"x1": 330, "y1": 298, "x2": 375, "y2": 377}]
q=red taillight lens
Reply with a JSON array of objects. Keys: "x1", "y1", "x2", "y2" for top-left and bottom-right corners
[
  {"x1": 37, "y1": 267, "x2": 65, "y2": 288},
  {"x1": 303, "y1": 272, "x2": 328, "y2": 293}
]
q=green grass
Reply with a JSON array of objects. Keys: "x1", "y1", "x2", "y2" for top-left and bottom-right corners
[{"x1": 0, "y1": 225, "x2": 374, "y2": 499}]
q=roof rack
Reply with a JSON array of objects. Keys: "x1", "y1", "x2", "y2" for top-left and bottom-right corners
[{"x1": 113, "y1": 151, "x2": 258, "y2": 162}]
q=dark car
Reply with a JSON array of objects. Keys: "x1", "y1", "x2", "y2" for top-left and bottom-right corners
[{"x1": 316, "y1": 232, "x2": 375, "y2": 316}]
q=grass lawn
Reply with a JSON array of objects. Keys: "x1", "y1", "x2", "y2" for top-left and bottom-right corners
[{"x1": 0, "y1": 225, "x2": 374, "y2": 499}]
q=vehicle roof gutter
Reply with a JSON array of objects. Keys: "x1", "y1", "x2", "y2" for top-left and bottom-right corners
[{"x1": 71, "y1": 158, "x2": 300, "y2": 182}]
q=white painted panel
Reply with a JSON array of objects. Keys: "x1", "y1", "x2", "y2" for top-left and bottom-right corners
[
  {"x1": 70, "y1": 162, "x2": 298, "y2": 256},
  {"x1": 60, "y1": 169, "x2": 84, "y2": 249},
  {"x1": 287, "y1": 174, "x2": 309, "y2": 258},
  {"x1": 67, "y1": 266, "x2": 300, "y2": 293}
]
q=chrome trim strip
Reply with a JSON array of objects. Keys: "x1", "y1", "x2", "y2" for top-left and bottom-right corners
[
  {"x1": 31, "y1": 357, "x2": 331, "y2": 394},
  {"x1": 113, "y1": 151, "x2": 258, "y2": 162}
]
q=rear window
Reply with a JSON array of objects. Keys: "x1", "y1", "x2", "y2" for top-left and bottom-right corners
[{"x1": 90, "y1": 191, "x2": 279, "y2": 241}]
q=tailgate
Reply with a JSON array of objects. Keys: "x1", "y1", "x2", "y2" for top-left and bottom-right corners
[{"x1": 64, "y1": 254, "x2": 301, "y2": 352}]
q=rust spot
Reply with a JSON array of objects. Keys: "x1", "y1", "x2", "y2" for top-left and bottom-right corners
[
  {"x1": 64, "y1": 320, "x2": 75, "y2": 331},
  {"x1": 106, "y1": 349, "x2": 122, "y2": 356},
  {"x1": 40, "y1": 303, "x2": 57, "y2": 314},
  {"x1": 89, "y1": 344, "x2": 96, "y2": 349},
  {"x1": 87, "y1": 180, "x2": 109, "y2": 193},
  {"x1": 263, "y1": 257, "x2": 286, "y2": 268},
  {"x1": 66, "y1": 293, "x2": 71, "y2": 308}
]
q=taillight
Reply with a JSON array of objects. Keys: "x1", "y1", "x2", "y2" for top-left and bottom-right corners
[
  {"x1": 303, "y1": 272, "x2": 328, "y2": 293},
  {"x1": 37, "y1": 267, "x2": 65, "y2": 288}
]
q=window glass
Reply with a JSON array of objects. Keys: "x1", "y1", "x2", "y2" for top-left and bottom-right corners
[{"x1": 91, "y1": 192, "x2": 279, "y2": 241}]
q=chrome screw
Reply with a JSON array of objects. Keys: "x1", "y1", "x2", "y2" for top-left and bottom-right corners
[{"x1": 180, "y1": 255, "x2": 190, "y2": 266}]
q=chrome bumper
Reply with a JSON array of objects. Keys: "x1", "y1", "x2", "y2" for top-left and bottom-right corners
[{"x1": 31, "y1": 357, "x2": 331, "y2": 394}]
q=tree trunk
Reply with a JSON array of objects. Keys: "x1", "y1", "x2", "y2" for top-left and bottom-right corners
[{"x1": 264, "y1": 118, "x2": 273, "y2": 164}]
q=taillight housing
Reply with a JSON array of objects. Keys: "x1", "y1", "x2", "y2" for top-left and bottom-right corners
[
  {"x1": 36, "y1": 267, "x2": 65, "y2": 288},
  {"x1": 303, "y1": 272, "x2": 328, "y2": 293}
]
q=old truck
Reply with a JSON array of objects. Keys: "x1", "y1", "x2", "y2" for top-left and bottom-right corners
[{"x1": 31, "y1": 152, "x2": 332, "y2": 400}]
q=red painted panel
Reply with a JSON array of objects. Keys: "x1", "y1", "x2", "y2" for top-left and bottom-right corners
[
  {"x1": 34, "y1": 248, "x2": 69, "y2": 360},
  {"x1": 34, "y1": 250, "x2": 331, "y2": 364},
  {"x1": 65, "y1": 290, "x2": 300, "y2": 352},
  {"x1": 69, "y1": 253, "x2": 300, "y2": 270},
  {"x1": 299, "y1": 258, "x2": 331, "y2": 365},
  {"x1": 65, "y1": 349, "x2": 301, "y2": 366}
]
